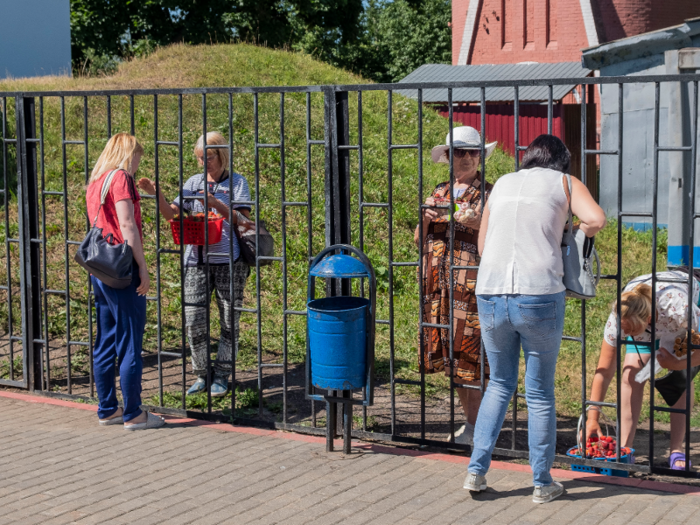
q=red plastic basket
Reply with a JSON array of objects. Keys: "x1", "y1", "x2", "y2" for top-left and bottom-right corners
[{"x1": 170, "y1": 215, "x2": 224, "y2": 246}]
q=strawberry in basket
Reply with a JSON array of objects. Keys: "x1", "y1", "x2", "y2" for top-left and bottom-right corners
[{"x1": 577, "y1": 435, "x2": 631, "y2": 458}]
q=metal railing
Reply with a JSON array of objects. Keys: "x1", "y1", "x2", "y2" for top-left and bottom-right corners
[{"x1": 1, "y1": 74, "x2": 699, "y2": 479}]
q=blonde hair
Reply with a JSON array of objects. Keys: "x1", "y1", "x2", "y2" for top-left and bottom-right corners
[
  {"x1": 612, "y1": 283, "x2": 653, "y2": 334},
  {"x1": 90, "y1": 133, "x2": 144, "y2": 184},
  {"x1": 194, "y1": 132, "x2": 229, "y2": 171}
]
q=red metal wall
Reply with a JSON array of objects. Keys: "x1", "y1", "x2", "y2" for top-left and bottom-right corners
[
  {"x1": 436, "y1": 104, "x2": 563, "y2": 158},
  {"x1": 435, "y1": 103, "x2": 598, "y2": 200}
]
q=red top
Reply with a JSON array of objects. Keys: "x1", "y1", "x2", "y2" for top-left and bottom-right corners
[{"x1": 86, "y1": 169, "x2": 142, "y2": 244}]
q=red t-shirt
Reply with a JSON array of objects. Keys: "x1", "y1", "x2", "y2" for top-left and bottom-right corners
[{"x1": 86, "y1": 169, "x2": 142, "y2": 244}]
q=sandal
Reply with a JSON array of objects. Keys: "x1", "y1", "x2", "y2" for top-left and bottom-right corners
[
  {"x1": 124, "y1": 411, "x2": 165, "y2": 431},
  {"x1": 99, "y1": 415, "x2": 124, "y2": 426},
  {"x1": 99, "y1": 409, "x2": 124, "y2": 426},
  {"x1": 669, "y1": 452, "x2": 692, "y2": 470}
]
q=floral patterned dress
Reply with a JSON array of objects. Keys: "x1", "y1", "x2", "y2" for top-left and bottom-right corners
[{"x1": 420, "y1": 178, "x2": 493, "y2": 382}]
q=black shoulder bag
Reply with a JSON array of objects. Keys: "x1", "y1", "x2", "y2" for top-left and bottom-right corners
[
  {"x1": 74, "y1": 170, "x2": 134, "y2": 289},
  {"x1": 233, "y1": 210, "x2": 274, "y2": 266}
]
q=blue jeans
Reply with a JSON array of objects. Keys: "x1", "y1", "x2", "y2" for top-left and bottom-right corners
[
  {"x1": 92, "y1": 272, "x2": 147, "y2": 422},
  {"x1": 468, "y1": 292, "x2": 566, "y2": 486}
]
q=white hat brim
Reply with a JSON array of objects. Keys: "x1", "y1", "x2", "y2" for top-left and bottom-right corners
[{"x1": 431, "y1": 141, "x2": 498, "y2": 164}]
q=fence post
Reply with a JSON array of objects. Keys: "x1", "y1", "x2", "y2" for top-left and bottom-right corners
[
  {"x1": 323, "y1": 88, "x2": 353, "y2": 450},
  {"x1": 16, "y1": 96, "x2": 43, "y2": 391}
]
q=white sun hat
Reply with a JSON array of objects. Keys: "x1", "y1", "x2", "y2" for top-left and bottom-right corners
[{"x1": 431, "y1": 126, "x2": 497, "y2": 164}]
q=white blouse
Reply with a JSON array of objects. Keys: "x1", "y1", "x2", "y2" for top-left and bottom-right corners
[
  {"x1": 603, "y1": 271, "x2": 700, "y2": 349},
  {"x1": 476, "y1": 167, "x2": 569, "y2": 295}
]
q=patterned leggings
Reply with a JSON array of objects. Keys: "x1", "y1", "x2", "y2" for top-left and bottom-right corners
[{"x1": 184, "y1": 261, "x2": 249, "y2": 379}]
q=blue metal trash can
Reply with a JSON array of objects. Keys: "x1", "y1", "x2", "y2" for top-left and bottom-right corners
[
  {"x1": 308, "y1": 296, "x2": 369, "y2": 391},
  {"x1": 305, "y1": 244, "x2": 376, "y2": 454}
]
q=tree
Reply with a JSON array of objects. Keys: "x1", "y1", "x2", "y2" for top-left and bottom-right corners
[
  {"x1": 70, "y1": 0, "x2": 363, "y2": 74},
  {"x1": 69, "y1": 0, "x2": 450, "y2": 82}
]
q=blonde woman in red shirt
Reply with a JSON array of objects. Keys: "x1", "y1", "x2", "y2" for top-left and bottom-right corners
[{"x1": 85, "y1": 133, "x2": 164, "y2": 430}]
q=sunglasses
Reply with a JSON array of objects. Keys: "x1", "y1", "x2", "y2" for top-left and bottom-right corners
[{"x1": 453, "y1": 149, "x2": 481, "y2": 158}]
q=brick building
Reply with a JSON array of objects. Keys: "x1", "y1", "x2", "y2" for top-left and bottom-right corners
[{"x1": 452, "y1": 0, "x2": 700, "y2": 66}]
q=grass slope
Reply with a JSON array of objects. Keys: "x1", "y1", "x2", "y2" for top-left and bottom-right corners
[{"x1": 0, "y1": 43, "x2": 696, "y2": 426}]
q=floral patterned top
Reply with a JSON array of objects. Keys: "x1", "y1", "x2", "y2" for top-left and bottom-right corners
[{"x1": 603, "y1": 271, "x2": 700, "y2": 349}]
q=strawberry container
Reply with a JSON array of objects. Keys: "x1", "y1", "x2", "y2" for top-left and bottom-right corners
[{"x1": 566, "y1": 446, "x2": 635, "y2": 478}]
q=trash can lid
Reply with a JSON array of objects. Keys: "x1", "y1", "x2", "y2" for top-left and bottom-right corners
[{"x1": 309, "y1": 254, "x2": 370, "y2": 279}]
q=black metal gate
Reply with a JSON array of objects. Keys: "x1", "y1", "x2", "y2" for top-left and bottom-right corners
[{"x1": 1, "y1": 75, "x2": 699, "y2": 479}]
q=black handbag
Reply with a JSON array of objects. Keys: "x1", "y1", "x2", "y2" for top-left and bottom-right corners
[
  {"x1": 74, "y1": 170, "x2": 134, "y2": 289},
  {"x1": 233, "y1": 211, "x2": 274, "y2": 266}
]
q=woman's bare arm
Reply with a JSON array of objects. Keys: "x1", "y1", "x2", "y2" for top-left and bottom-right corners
[
  {"x1": 567, "y1": 176, "x2": 606, "y2": 237},
  {"x1": 115, "y1": 199, "x2": 149, "y2": 296},
  {"x1": 477, "y1": 202, "x2": 490, "y2": 256},
  {"x1": 137, "y1": 178, "x2": 179, "y2": 221}
]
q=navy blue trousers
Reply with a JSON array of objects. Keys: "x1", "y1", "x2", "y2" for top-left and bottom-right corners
[{"x1": 92, "y1": 272, "x2": 147, "y2": 422}]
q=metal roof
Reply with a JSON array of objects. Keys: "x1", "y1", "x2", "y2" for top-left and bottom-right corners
[
  {"x1": 397, "y1": 62, "x2": 591, "y2": 103},
  {"x1": 582, "y1": 17, "x2": 700, "y2": 70}
]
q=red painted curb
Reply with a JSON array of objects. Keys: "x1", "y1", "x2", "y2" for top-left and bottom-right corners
[
  {"x1": 0, "y1": 390, "x2": 98, "y2": 411},
  {"x1": 2, "y1": 390, "x2": 699, "y2": 495}
]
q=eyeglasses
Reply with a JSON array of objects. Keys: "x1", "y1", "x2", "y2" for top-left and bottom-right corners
[
  {"x1": 453, "y1": 149, "x2": 481, "y2": 158},
  {"x1": 197, "y1": 155, "x2": 218, "y2": 164}
]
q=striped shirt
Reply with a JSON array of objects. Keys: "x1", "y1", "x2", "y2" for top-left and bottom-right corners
[{"x1": 172, "y1": 172, "x2": 251, "y2": 266}]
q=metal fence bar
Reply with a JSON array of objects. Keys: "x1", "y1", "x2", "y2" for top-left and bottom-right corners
[
  {"x1": 447, "y1": 87, "x2": 455, "y2": 443},
  {"x1": 39, "y1": 97, "x2": 50, "y2": 391},
  {"x1": 228, "y1": 92, "x2": 236, "y2": 419},
  {"x1": 305, "y1": 91, "x2": 316, "y2": 428},
  {"x1": 417, "y1": 87, "x2": 425, "y2": 440},
  {"x1": 388, "y1": 89, "x2": 396, "y2": 435},
  {"x1": 154, "y1": 94, "x2": 163, "y2": 406},
  {"x1": 615, "y1": 82, "x2": 624, "y2": 460},
  {"x1": 178, "y1": 94, "x2": 186, "y2": 410},
  {"x1": 254, "y1": 93, "x2": 263, "y2": 416},
  {"x1": 60, "y1": 96, "x2": 72, "y2": 394},
  {"x1": 280, "y1": 92, "x2": 289, "y2": 424},
  {"x1": 684, "y1": 80, "x2": 699, "y2": 472},
  {"x1": 648, "y1": 83, "x2": 661, "y2": 470},
  {"x1": 579, "y1": 79, "x2": 588, "y2": 459}
]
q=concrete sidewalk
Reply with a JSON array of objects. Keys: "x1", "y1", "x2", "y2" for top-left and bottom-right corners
[{"x1": 1, "y1": 394, "x2": 700, "y2": 525}]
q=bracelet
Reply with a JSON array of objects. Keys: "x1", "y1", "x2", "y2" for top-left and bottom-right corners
[{"x1": 586, "y1": 406, "x2": 601, "y2": 413}]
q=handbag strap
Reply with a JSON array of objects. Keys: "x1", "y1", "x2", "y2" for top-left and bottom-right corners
[
  {"x1": 564, "y1": 174, "x2": 573, "y2": 235},
  {"x1": 91, "y1": 169, "x2": 119, "y2": 228}
]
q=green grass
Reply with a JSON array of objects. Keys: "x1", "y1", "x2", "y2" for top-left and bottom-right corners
[
  {"x1": 1, "y1": 42, "x2": 697, "y2": 428},
  {"x1": 145, "y1": 384, "x2": 261, "y2": 418},
  {"x1": 0, "y1": 356, "x2": 23, "y2": 380}
]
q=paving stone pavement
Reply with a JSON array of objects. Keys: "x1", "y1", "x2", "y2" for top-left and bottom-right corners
[{"x1": 1, "y1": 394, "x2": 700, "y2": 525}]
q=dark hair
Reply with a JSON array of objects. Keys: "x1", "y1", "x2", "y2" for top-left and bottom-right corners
[{"x1": 520, "y1": 134, "x2": 571, "y2": 173}]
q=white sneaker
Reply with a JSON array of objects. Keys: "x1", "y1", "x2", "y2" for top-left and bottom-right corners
[
  {"x1": 532, "y1": 481, "x2": 566, "y2": 504},
  {"x1": 463, "y1": 472, "x2": 487, "y2": 492},
  {"x1": 454, "y1": 422, "x2": 474, "y2": 445}
]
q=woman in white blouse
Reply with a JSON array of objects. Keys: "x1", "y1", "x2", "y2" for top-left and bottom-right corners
[
  {"x1": 464, "y1": 135, "x2": 605, "y2": 503},
  {"x1": 586, "y1": 271, "x2": 700, "y2": 470}
]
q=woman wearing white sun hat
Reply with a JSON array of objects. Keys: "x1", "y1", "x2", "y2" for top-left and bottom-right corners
[{"x1": 415, "y1": 126, "x2": 497, "y2": 447}]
